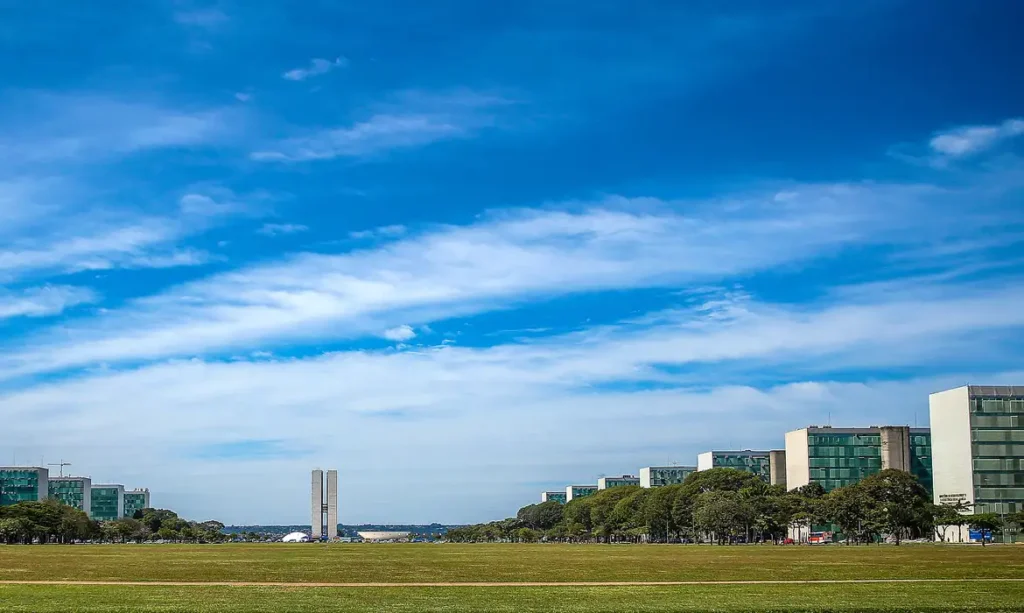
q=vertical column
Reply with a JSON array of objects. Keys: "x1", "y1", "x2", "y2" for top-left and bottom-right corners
[
  {"x1": 769, "y1": 450, "x2": 787, "y2": 488},
  {"x1": 880, "y1": 426, "x2": 911, "y2": 471},
  {"x1": 311, "y1": 469, "x2": 323, "y2": 539},
  {"x1": 327, "y1": 470, "x2": 338, "y2": 539}
]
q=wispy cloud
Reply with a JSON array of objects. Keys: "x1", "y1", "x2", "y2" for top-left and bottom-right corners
[
  {"x1": 349, "y1": 225, "x2": 406, "y2": 240},
  {"x1": 282, "y1": 57, "x2": 347, "y2": 81},
  {"x1": 250, "y1": 90, "x2": 509, "y2": 162},
  {"x1": 382, "y1": 325, "x2": 416, "y2": 342},
  {"x1": 174, "y1": 8, "x2": 228, "y2": 29},
  {"x1": 258, "y1": 223, "x2": 309, "y2": 237},
  {"x1": 929, "y1": 117, "x2": 1024, "y2": 159},
  {"x1": 0, "y1": 285, "x2": 97, "y2": 320}
]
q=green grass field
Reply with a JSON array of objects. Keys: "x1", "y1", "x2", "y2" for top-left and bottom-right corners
[{"x1": 1, "y1": 543, "x2": 1022, "y2": 612}]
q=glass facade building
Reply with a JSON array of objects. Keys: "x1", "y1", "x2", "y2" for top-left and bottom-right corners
[
  {"x1": 640, "y1": 466, "x2": 696, "y2": 488},
  {"x1": 697, "y1": 451, "x2": 773, "y2": 481},
  {"x1": 785, "y1": 426, "x2": 932, "y2": 493},
  {"x1": 931, "y1": 386, "x2": 1024, "y2": 524},
  {"x1": 0, "y1": 467, "x2": 49, "y2": 505},
  {"x1": 48, "y1": 477, "x2": 92, "y2": 512},
  {"x1": 597, "y1": 475, "x2": 640, "y2": 490},
  {"x1": 123, "y1": 489, "x2": 150, "y2": 518},
  {"x1": 565, "y1": 485, "x2": 598, "y2": 502},
  {"x1": 90, "y1": 485, "x2": 124, "y2": 521},
  {"x1": 541, "y1": 491, "x2": 567, "y2": 504}
]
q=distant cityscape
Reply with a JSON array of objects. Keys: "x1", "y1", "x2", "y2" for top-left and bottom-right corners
[{"x1": 537, "y1": 385, "x2": 1023, "y2": 528}]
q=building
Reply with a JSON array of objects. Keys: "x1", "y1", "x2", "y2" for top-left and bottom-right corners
[
  {"x1": 697, "y1": 450, "x2": 773, "y2": 481},
  {"x1": 0, "y1": 466, "x2": 49, "y2": 505},
  {"x1": 541, "y1": 491, "x2": 566, "y2": 503},
  {"x1": 784, "y1": 426, "x2": 932, "y2": 492},
  {"x1": 311, "y1": 469, "x2": 339, "y2": 540},
  {"x1": 90, "y1": 484, "x2": 125, "y2": 521},
  {"x1": 123, "y1": 488, "x2": 150, "y2": 518},
  {"x1": 930, "y1": 385, "x2": 1023, "y2": 521},
  {"x1": 639, "y1": 466, "x2": 696, "y2": 488},
  {"x1": 565, "y1": 485, "x2": 598, "y2": 502},
  {"x1": 48, "y1": 476, "x2": 92, "y2": 512},
  {"x1": 597, "y1": 475, "x2": 640, "y2": 490},
  {"x1": 769, "y1": 450, "x2": 787, "y2": 488}
]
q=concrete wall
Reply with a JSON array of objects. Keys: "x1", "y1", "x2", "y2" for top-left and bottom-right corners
[
  {"x1": 879, "y1": 426, "x2": 912, "y2": 471},
  {"x1": 929, "y1": 386, "x2": 974, "y2": 509},
  {"x1": 311, "y1": 469, "x2": 323, "y2": 539},
  {"x1": 326, "y1": 469, "x2": 338, "y2": 539},
  {"x1": 696, "y1": 452, "x2": 713, "y2": 472},
  {"x1": 769, "y1": 450, "x2": 787, "y2": 488},
  {"x1": 785, "y1": 429, "x2": 810, "y2": 490}
]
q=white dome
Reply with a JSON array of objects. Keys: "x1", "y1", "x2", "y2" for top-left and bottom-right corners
[{"x1": 282, "y1": 531, "x2": 310, "y2": 542}]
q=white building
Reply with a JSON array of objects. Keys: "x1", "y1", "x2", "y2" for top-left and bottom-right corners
[
  {"x1": 565, "y1": 485, "x2": 598, "y2": 502},
  {"x1": 597, "y1": 475, "x2": 639, "y2": 490},
  {"x1": 639, "y1": 466, "x2": 696, "y2": 488},
  {"x1": 311, "y1": 469, "x2": 339, "y2": 540},
  {"x1": 930, "y1": 385, "x2": 1023, "y2": 543}
]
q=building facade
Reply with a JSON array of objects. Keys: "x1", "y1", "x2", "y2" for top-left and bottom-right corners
[
  {"x1": 784, "y1": 426, "x2": 932, "y2": 492},
  {"x1": 0, "y1": 467, "x2": 49, "y2": 505},
  {"x1": 90, "y1": 484, "x2": 125, "y2": 521},
  {"x1": 48, "y1": 476, "x2": 92, "y2": 512},
  {"x1": 541, "y1": 491, "x2": 566, "y2": 503},
  {"x1": 565, "y1": 485, "x2": 598, "y2": 502},
  {"x1": 769, "y1": 450, "x2": 787, "y2": 488},
  {"x1": 597, "y1": 475, "x2": 639, "y2": 490},
  {"x1": 930, "y1": 386, "x2": 1024, "y2": 518},
  {"x1": 697, "y1": 451, "x2": 773, "y2": 481},
  {"x1": 311, "y1": 469, "x2": 339, "y2": 539},
  {"x1": 123, "y1": 488, "x2": 150, "y2": 518},
  {"x1": 639, "y1": 466, "x2": 696, "y2": 488}
]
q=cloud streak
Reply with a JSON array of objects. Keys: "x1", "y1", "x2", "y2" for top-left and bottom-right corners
[{"x1": 282, "y1": 57, "x2": 347, "y2": 81}]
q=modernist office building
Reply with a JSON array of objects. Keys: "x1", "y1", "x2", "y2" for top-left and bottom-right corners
[
  {"x1": 311, "y1": 469, "x2": 339, "y2": 539},
  {"x1": 48, "y1": 476, "x2": 93, "y2": 512},
  {"x1": 785, "y1": 426, "x2": 932, "y2": 492},
  {"x1": 91, "y1": 484, "x2": 125, "y2": 521},
  {"x1": 597, "y1": 475, "x2": 640, "y2": 490},
  {"x1": 640, "y1": 466, "x2": 696, "y2": 488},
  {"x1": 565, "y1": 485, "x2": 598, "y2": 502},
  {"x1": 931, "y1": 385, "x2": 1024, "y2": 516},
  {"x1": 124, "y1": 488, "x2": 151, "y2": 518},
  {"x1": 541, "y1": 491, "x2": 566, "y2": 504},
  {"x1": 697, "y1": 450, "x2": 775, "y2": 482},
  {"x1": 0, "y1": 467, "x2": 49, "y2": 505}
]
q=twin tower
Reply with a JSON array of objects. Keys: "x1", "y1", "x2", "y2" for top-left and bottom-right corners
[{"x1": 311, "y1": 469, "x2": 338, "y2": 540}]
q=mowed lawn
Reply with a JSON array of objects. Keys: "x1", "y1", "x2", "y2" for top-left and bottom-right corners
[
  {"x1": 1, "y1": 544, "x2": 1024, "y2": 612},
  {"x1": 0, "y1": 543, "x2": 1022, "y2": 583}
]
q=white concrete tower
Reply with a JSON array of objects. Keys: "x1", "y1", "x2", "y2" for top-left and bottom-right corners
[
  {"x1": 326, "y1": 469, "x2": 338, "y2": 539},
  {"x1": 311, "y1": 469, "x2": 323, "y2": 539}
]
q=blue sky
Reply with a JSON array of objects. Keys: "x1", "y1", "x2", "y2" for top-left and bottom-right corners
[{"x1": 1, "y1": 0, "x2": 1022, "y2": 525}]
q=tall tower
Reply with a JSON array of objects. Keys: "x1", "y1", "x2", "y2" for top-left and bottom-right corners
[{"x1": 310, "y1": 469, "x2": 339, "y2": 540}]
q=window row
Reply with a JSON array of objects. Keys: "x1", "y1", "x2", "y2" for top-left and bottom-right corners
[
  {"x1": 975, "y1": 487, "x2": 1024, "y2": 500},
  {"x1": 972, "y1": 399, "x2": 1024, "y2": 415},
  {"x1": 973, "y1": 429, "x2": 1024, "y2": 443},
  {"x1": 809, "y1": 446, "x2": 881, "y2": 457},
  {"x1": 975, "y1": 473, "x2": 1024, "y2": 487},
  {"x1": 974, "y1": 458, "x2": 1024, "y2": 472},
  {"x1": 808, "y1": 457, "x2": 882, "y2": 468},
  {"x1": 971, "y1": 415, "x2": 1022, "y2": 428},
  {"x1": 972, "y1": 444, "x2": 1024, "y2": 457}
]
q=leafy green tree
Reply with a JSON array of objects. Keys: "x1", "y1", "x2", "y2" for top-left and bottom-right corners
[
  {"x1": 822, "y1": 484, "x2": 876, "y2": 544},
  {"x1": 692, "y1": 490, "x2": 754, "y2": 544},
  {"x1": 516, "y1": 527, "x2": 539, "y2": 543},
  {"x1": 857, "y1": 470, "x2": 930, "y2": 545}
]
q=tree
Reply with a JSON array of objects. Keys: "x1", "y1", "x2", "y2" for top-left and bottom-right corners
[
  {"x1": 516, "y1": 527, "x2": 539, "y2": 543},
  {"x1": 857, "y1": 470, "x2": 930, "y2": 545},
  {"x1": 968, "y1": 513, "x2": 1002, "y2": 547},
  {"x1": 931, "y1": 502, "x2": 971, "y2": 542},
  {"x1": 822, "y1": 485, "x2": 876, "y2": 544},
  {"x1": 692, "y1": 491, "x2": 754, "y2": 544}
]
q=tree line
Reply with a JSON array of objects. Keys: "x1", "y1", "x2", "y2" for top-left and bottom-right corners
[
  {"x1": 447, "y1": 468, "x2": 1024, "y2": 545},
  {"x1": 0, "y1": 500, "x2": 227, "y2": 544}
]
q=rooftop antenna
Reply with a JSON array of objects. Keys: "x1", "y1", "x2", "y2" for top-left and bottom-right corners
[
  {"x1": 828, "y1": 411, "x2": 832, "y2": 427},
  {"x1": 48, "y1": 459, "x2": 71, "y2": 478}
]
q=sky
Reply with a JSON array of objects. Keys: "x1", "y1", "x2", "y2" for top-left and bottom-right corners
[{"x1": 1, "y1": 0, "x2": 1022, "y2": 525}]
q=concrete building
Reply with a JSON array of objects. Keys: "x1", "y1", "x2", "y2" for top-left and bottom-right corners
[
  {"x1": 785, "y1": 426, "x2": 932, "y2": 492},
  {"x1": 930, "y1": 386, "x2": 1024, "y2": 521},
  {"x1": 565, "y1": 485, "x2": 598, "y2": 502},
  {"x1": 123, "y1": 488, "x2": 150, "y2": 518},
  {"x1": 597, "y1": 475, "x2": 640, "y2": 490},
  {"x1": 90, "y1": 484, "x2": 125, "y2": 521},
  {"x1": 769, "y1": 450, "x2": 787, "y2": 488},
  {"x1": 541, "y1": 491, "x2": 566, "y2": 503},
  {"x1": 48, "y1": 476, "x2": 92, "y2": 512},
  {"x1": 0, "y1": 466, "x2": 49, "y2": 505},
  {"x1": 640, "y1": 466, "x2": 696, "y2": 488},
  {"x1": 697, "y1": 450, "x2": 773, "y2": 482},
  {"x1": 311, "y1": 469, "x2": 339, "y2": 539}
]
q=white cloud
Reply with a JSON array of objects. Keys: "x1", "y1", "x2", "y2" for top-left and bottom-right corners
[
  {"x1": 929, "y1": 117, "x2": 1024, "y2": 159},
  {"x1": 382, "y1": 325, "x2": 416, "y2": 342},
  {"x1": 174, "y1": 8, "x2": 229, "y2": 29},
  {"x1": 234, "y1": 92, "x2": 251, "y2": 102},
  {"x1": 282, "y1": 57, "x2": 347, "y2": 81},
  {"x1": 250, "y1": 90, "x2": 508, "y2": 162},
  {"x1": 1, "y1": 173, "x2": 1013, "y2": 378},
  {"x1": 349, "y1": 224, "x2": 406, "y2": 240},
  {"x1": 0, "y1": 285, "x2": 97, "y2": 320},
  {"x1": 258, "y1": 223, "x2": 309, "y2": 236}
]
